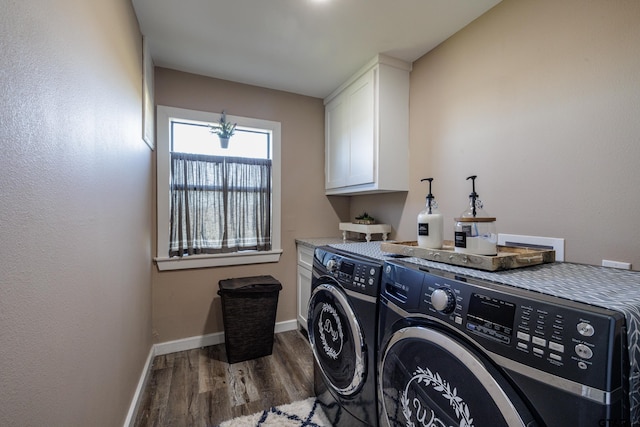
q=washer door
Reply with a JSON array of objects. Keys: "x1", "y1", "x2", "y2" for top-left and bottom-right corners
[
  {"x1": 308, "y1": 282, "x2": 366, "y2": 397},
  {"x1": 380, "y1": 326, "x2": 537, "y2": 427}
]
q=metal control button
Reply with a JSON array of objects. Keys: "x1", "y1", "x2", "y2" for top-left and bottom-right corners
[
  {"x1": 369, "y1": 268, "x2": 376, "y2": 276},
  {"x1": 517, "y1": 331, "x2": 530, "y2": 342},
  {"x1": 577, "y1": 322, "x2": 595, "y2": 337},
  {"x1": 431, "y1": 288, "x2": 455, "y2": 314},
  {"x1": 532, "y1": 336, "x2": 547, "y2": 347},
  {"x1": 548, "y1": 342, "x2": 565, "y2": 353},
  {"x1": 575, "y1": 343, "x2": 593, "y2": 359}
]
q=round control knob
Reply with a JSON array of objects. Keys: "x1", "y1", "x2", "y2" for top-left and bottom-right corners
[
  {"x1": 431, "y1": 288, "x2": 456, "y2": 313},
  {"x1": 326, "y1": 259, "x2": 337, "y2": 272}
]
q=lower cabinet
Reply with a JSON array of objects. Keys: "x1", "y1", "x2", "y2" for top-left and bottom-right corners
[{"x1": 296, "y1": 244, "x2": 314, "y2": 331}]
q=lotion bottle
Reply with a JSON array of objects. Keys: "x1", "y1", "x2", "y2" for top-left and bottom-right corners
[
  {"x1": 454, "y1": 175, "x2": 497, "y2": 255},
  {"x1": 417, "y1": 178, "x2": 444, "y2": 249}
]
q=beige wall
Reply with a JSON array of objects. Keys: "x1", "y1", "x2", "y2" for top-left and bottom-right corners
[
  {"x1": 5, "y1": 0, "x2": 636, "y2": 424},
  {"x1": 0, "y1": 1, "x2": 153, "y2": 426},
  {"x1": 351, "y1": 0, "x2": 640, "y2": 270},
  {"x1": 152, "y1": 68, "x2": 349, "y2": 343}
]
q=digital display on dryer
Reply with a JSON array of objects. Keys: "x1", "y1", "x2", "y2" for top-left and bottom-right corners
[
  {"x1": 467, "y1": 293, "x2": 515, "y2": 343},
  {"x1": 340, "y1": 261, "x2": 355, "y2": 276}
]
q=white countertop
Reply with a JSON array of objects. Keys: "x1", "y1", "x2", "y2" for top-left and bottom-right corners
[{"x1": 295, "y1": 237, "x2": 347, "y2": 249}]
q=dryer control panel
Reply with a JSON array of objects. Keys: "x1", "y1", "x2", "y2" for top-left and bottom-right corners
[
  {"x1": 381, "y1": 261, "x2": 625, "y2": 393},
  {"x1": 417, "y1": 269, "x2": 625, "y2": 392}
]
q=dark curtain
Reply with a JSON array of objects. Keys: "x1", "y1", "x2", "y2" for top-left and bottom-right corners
[{"x1": 169, "y1": 152, "x2": 272, "y2": 257}]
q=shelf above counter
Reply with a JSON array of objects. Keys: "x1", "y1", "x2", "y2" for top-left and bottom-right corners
[{"x1": 339, "y1": 222, "x2": 391, "y2": 242}]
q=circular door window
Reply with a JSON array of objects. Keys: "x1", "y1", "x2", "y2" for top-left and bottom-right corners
[
  {"x1": 380, "y1": 326, "x2": 536, "y2": 427},
  {"x1": 308, "y1": 282, "x2": 365, "y2": 396}
]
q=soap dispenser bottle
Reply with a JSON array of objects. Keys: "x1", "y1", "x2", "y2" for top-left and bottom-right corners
[
  {"x1": 454, "y1": 175, "x2": 497, "y2": 255},
  {"x1": 417, "y1": 178, "x2": 444, "y2": 249}
]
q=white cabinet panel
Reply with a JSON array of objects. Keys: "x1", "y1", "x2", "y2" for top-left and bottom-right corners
[
  {"x1": 346, "y1": 70, "x2": 375, "y2": 186},
  {"x1": 296, "y1": 262, "x2": 312, "y2": 331},
  {"x1": 324, "y1": 54, "x2": 410, "y2": 196},
  {"x1": 297, "y1": 244, "x2": 314, "y2": 271},
  {"x1": 325, "y1": 95, "x2": 349, "y2": 189},
  {"x1": 296, "y1": 244, "x2": 315, "y2": 331}
]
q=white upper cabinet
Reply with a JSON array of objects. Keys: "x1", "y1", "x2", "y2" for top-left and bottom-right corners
[{"x1": 324, "y1": 54, "x2": 411, "y2": 195}]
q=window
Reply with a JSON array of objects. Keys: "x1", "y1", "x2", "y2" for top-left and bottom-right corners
[{"x1": 155, "y1": 106, "x2": 282, "y2": 271}]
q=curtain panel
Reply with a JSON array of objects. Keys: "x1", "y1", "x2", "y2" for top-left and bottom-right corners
[{"x1": 169, "y1": 152, "x2": 272, "y2": 257}]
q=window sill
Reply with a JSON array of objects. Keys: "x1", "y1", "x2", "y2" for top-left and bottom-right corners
[{"x1": 154, "y1": 249, "x2": 283, "y2": 271}]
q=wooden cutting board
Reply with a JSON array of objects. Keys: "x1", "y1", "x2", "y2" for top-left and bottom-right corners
[{"x1": 381, "y1": 240, "x2": 555, "y2": 271}]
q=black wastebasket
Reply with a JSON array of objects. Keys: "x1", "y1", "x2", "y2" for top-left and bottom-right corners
[{"x1": 217, "y1": 275, "x2": 282, "y2": 364}]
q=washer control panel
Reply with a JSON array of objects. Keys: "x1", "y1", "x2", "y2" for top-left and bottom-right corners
[
  {"x1": 411, "y1": 267, "x2": 625, "y2": 391},
  {"x1": 315, "y1": 247, "x2": 382, "y2": 297}
]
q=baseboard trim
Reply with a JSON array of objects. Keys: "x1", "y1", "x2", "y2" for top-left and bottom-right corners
[
  {"x1": 123, "y1": 345, "x2": 156, "y2": 427},
  {"x1": 154, "y1": 330, "x2": 225, "y2": 356},
  {"x1": 123, "y1": 318, "x2": 299, "y2": 426},
  {"x1": 274, "y1": 318, "x2": 299, "y2": 334},
  {"x1": 154, "y1": 318, "x2": 299, "y2": 356}
]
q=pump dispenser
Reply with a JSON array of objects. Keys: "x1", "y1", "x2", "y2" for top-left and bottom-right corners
[
  {"x1": 417, "y1": 178, "x2": 444, "y2": 249},
  {"x1": 454, "y1": 175, "x2": 497, "y2": 255}
]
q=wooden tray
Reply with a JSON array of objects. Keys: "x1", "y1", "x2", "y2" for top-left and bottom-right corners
[{"x1": 380, "y1": 241, "x2": 555, "y2": 271}]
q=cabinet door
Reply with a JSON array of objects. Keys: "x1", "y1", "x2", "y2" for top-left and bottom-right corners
[
  {"x1": 325, "y1": 94, "x2": 349, "y2": 189},
  {"x1": 297, "y1": 265, "x2": 312, "y2": 331},
  {"x1": 346, "y1": 68, "x2": 375, "y2": 187},
  {"x1": 325, "y1": 68, "x2": 375, "y2": 190}
]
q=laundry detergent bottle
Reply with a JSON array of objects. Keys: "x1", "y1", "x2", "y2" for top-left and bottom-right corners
[
  {"x1": 417, "y1": 178, "x2": 444, "y2": 249},
  {"x1": 454, "y1": 175, "x2": 497, "y2": 255}
]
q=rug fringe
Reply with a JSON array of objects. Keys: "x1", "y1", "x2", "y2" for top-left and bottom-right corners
[{"x1": 217, "y1": 397, "x2": 331, "y2": 427}]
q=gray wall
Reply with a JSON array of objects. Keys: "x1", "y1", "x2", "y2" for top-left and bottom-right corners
[{"x1": 0, "y1": 1, "x2": 153, "y2": 425}]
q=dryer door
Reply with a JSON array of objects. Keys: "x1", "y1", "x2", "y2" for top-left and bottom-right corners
[
  {"x1": 380, "y1": 326, "x2": 537, "y2": 427},
  {"x1": 308, "y1": 282, "x2": 366, "y2": 397}
]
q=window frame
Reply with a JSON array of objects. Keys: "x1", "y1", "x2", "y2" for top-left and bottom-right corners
[{"x1": 155, "y1": 105, "x2": 282, "y2": 271}]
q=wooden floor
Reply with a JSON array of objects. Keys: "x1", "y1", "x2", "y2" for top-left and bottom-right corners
[{"x1": 133, "y1": 329, "x2": 315, "y2": 427}]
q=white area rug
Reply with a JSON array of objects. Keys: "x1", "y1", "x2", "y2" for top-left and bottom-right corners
[{"x1": 218, "y1": 397, "x2": 330, "y2": 427}]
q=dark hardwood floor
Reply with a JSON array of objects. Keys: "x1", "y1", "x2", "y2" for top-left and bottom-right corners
[{"x1": 133, "y1": 329, "x2": 315, "y2": 427}]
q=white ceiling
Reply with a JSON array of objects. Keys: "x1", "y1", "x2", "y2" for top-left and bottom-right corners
[{"x1": 132, "y1": 0, "x2": 501, "y2": 99}]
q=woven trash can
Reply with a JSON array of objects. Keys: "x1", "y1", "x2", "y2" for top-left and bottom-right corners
[{"x1": 218, "y1": 275, "x2": 282, "y2": 364}]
